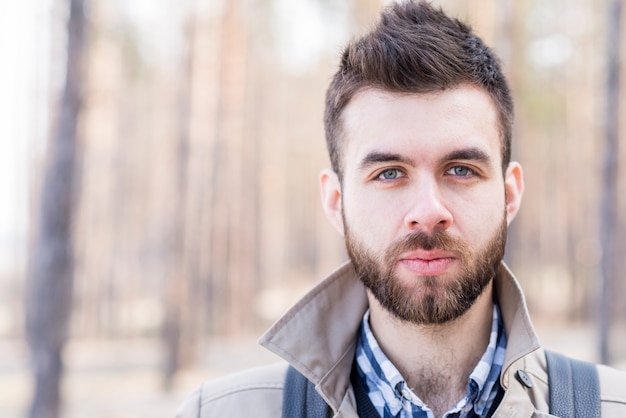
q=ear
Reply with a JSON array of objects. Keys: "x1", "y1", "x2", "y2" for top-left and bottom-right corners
[
  {"x1": 504, "y1": 161, "x2": 524, "y2": 225},
  {"x1": 319, "y1": 169, "x2": 345, "y2": 236}
]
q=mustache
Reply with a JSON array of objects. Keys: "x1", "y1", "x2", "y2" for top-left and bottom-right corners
[{"x1": 386, "y1": 230, "x2": 469, "y2": 259}]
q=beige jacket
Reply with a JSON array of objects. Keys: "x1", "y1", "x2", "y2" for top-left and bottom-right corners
[{"x1": 176, "y1": 262, "x2": 626, "y2": 417}]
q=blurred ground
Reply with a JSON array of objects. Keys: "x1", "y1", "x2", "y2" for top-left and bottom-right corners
[
  {"x1": 0, "y1": 336, "x2": 277, "y2": 418},
  {"x1": 1, "y1": 322, "x2": 624, "y2": 418}
]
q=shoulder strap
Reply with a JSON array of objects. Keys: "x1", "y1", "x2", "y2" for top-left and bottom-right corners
[
  {"x1": 282, "y1": 366, "x2": 331, "y2": 418},
  {"x1": 545, "y1": 350, "x2": 601, "y2": 418}
]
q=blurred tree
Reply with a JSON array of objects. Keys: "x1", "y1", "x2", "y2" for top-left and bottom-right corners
[
  {"x1": 25, "y1": 0, "x2": 87, "y2": 417},
  {"x1": 600, "y1": 0, "x2": 622, "y2": 365},
  {"x1": 206, "y1": 0, "x2": 253, "y2": 335},
  {"x1": 162, "y1": 1, "x2": 196, "y2": 390}
]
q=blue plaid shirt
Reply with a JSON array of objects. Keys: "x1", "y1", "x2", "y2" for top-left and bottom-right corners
[{"x1": 355, "y1": 304, "x2": 507, "y2": 418}]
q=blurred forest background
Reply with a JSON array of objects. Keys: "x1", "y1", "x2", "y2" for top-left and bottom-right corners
[{"x1": 1, "y1": 0, "x2": 626, "y2": 416}]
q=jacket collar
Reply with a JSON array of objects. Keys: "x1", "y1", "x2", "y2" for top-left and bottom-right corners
[
  {"x1": 259, "y1": 261, "x2": 542, "y2": 414},
  {"x1": 494, "y1": 262, "x2": 542, "y2": 388},
  {"x1": 259, "y1": 262, "x2": 366, "y2": 411}
]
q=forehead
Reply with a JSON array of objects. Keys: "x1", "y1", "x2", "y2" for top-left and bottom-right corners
[{"x1": 340, "y1": 86, "x2": 502, "y2": 169}]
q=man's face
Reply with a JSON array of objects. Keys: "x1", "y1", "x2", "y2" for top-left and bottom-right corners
[{"x1": 320, "y1": 85, "x2": 523, "y2": 325}]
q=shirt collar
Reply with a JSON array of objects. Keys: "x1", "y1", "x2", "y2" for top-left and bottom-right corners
[{"x1": 355, "y1": 304, "x2": 507, "y2": 417}]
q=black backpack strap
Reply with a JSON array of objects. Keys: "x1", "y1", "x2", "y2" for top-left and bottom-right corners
[
  {"x1": 545, "y1": 350, "x2": 601, "y2": 418},
  {"x1": 282, "y1": 365, "x2": 331, "y2": 418}
]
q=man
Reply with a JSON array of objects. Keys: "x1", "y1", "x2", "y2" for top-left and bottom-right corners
[{"x1": 176, "y1": 1, "x2": 626, "y2": 417}]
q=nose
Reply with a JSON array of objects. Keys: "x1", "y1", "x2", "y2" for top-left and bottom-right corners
[{"x1": 404, "y1": 177, "x2": 453, "y2": 233}]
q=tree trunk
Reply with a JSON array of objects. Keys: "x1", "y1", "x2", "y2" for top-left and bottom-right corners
[
  {"x1": 25, "y1": 0, "x2": 87, "y2": 417},
  {"x1": 162, "y1": 4, "x2": 196, "y2": 389},
  {"x1": 599, "y1": 0, "x2": 621, "y2": 365}
]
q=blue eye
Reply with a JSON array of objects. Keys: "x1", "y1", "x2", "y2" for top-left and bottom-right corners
[
  {"x1": 378, "y1": 169, "x2": 401, "y2": 180},
  {"x1": 447, "y1": 166, "x2": 473, "y2": 176}
]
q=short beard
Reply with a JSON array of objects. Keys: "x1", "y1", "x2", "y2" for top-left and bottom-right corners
[{"x1": 345, "y1": 216, "x2": 507, "y2": 325}]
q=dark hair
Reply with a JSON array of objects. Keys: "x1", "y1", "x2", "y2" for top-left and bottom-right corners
[{"x1": 324, "y1": 0, "x2": 513, "y2": 180}]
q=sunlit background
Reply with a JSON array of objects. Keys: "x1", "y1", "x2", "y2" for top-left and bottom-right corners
[{"x1": 1, "y1": 0, "x2": 625, "y2": 417}]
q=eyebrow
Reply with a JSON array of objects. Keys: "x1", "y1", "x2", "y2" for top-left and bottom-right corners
[
  {"x1": 358, "y1": 152, "x2": 415, "y2": 171},
  {"x1": 442, "y1": 147, "x2": 492, "y2": 166}
]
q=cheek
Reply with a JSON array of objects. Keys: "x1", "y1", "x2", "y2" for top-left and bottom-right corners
[
  {"x1": 343, "y1": 195, "x2": 373, "y2": 232},
  {"x1": 448, "y1": 187, "x2": 506, "y2": 238},
  {"x1": 343, "y1": 193, "x2": 404, "y2": 243}
]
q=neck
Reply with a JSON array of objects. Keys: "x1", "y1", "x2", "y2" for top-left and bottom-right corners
[{"x1": 366, "y1": 281, "x2": 494, "y2": 417}]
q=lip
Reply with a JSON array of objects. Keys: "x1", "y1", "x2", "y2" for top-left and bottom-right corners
[{"x1": 398, "y1": 250, "x2": 457, "y2": 276}]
